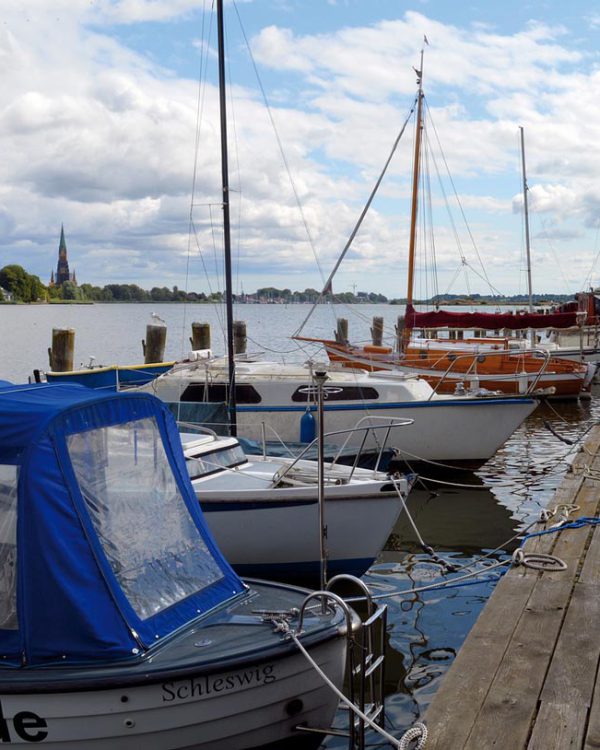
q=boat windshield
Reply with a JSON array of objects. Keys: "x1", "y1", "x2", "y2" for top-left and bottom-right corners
[
  {"x1": 0, "y1": 465, "x2": 18, "y2": 630},
  {"x1": 185, "y1": 443, "x2": 247, "y2": 480},
  {"x1": 67, "y1": 416, "x2": 223, "y2": 620}
]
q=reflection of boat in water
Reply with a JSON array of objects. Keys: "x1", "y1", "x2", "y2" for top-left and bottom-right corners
[
  {"x1": 381, "y1": 483, "x2": 518, "y2": 555},
  {"x1": 0, "y1": 382, "x2": 357, "y2": 749}
]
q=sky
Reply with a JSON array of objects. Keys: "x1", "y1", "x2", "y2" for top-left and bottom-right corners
[{"x1": 2, "y1": 0, "x2": 600, "y2": 299}]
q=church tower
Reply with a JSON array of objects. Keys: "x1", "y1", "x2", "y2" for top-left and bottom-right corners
[{"x1": 53, "y1": 225, "x2": 75, "y2": 286}]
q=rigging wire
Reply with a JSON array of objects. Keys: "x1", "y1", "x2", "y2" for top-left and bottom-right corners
[
  {"x1": 231, "y1": 0, "x2": 328, "y2": 290},
  {"x1": 182, "y1": 0, "x2": 213, "y2": 359},
  {"x1": 293, "y1": 97, "x2": 419, "y2": 337},
  {"x1": 424, "y1": 99, "x2": 501, "y2": 298}
]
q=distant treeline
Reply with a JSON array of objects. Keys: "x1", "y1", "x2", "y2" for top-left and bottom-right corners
[
  {"x1": 0, "y1": 267, "x2": 389, "y2": 304},
  {"x1": 0, "y1": 265, "x2": 574, "y2": 306}
]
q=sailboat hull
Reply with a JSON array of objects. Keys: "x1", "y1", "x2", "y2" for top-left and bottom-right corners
[
  {"x1": 202, "y1": 491, "x2": 404, "y2": 581},
  {"x1": 144, "y1": 360, "x2": 537, "y2": 466},
  {"x1": 235, "y1": 396, "x2": 535, "y2": 466}
]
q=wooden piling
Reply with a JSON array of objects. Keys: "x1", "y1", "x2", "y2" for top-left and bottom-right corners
[
  {"x1": 370, "y1": 316, "x2": 384, "y2": 346},
  {"x1": 48, "y1": 328, "x2": 75, "y2": 372},
  {"x1": 233, "y1": 320, "x2": 247, "y2": 354},
  {"x1": 142, "y1": 324, "x2": 167, "y2": 364},
  {"x1": 395, "y1": 315, "x2": 405, "y2": 352},
  {"x1": 190, "y1": 322, "x2": 211, "y2": 351},
  {"x1": 335, "y1": 318, "x2": 348, "y2": 345}
]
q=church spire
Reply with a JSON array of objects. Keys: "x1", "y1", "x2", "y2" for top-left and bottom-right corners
[{"x1": 54, "y1": 224, "x2": 74, "y2": 286}]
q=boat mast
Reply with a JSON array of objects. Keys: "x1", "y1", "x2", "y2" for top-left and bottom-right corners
[
  {"x1": 520, "y1": 126, "x2": 535, "y2": 349},
  {"x1": 403, "y1": 49, "x2": 425, "y2": 350},
  {"x1": 216, "y1": 0, "x2": 237, "y2": 435}
]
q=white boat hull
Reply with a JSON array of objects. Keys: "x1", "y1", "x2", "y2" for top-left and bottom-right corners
[
  {"x1": 236, "y1": 397, "x2": 535, "y2": 465},
  {"x1": 201, "y1": 491, "x2": 404, "y2": 579},
  {"x1": 146, "y1": 360, "x2": 537, "y2": 466},
  {"x1": 0, "y1": 640, "x2": 345, "y2": 749}
]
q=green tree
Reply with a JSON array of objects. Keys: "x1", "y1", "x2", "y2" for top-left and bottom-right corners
[{"x1": 0, "y1": 264, "x2": 46, "y2": 302}]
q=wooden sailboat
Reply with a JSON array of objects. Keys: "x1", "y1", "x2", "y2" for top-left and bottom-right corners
[{"x1": 299, "y1": 56, "x2": 592, "y2": 399}]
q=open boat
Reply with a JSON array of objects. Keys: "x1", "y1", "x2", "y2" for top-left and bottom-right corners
[
  {"x1": 181, "y1": 429, "x2": 413, "y2": 581},
  {"x1": 0, "y1": 382, "x2": 356, "y2": 749},
  {"x1": 42, "y1": 360, "x2": 176, "y2": 390}
]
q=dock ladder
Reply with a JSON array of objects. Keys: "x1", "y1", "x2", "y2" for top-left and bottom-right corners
[{"x1": 295, "y1": 574, "x2": 388, "y2": 749}]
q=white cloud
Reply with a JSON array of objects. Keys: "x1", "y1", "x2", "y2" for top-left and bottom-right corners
[{"x1": 0, "y1": 3, "x2": 599, "y2": 297}]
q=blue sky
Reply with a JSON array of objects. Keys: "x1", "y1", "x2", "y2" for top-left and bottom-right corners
[{"x1": 1, "y1": 0, "x2": 600, "y2": 298}]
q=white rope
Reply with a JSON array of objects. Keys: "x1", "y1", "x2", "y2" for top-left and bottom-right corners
[
  {"x1": 511, "y1": 548, "x2": 567, "y2": 571},
  {"x1": 279, "y1": 623, "x2": 427, "y2": 749}
]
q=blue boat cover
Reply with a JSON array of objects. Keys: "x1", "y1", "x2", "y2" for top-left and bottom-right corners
[{"x1": 0, "y1": 383, "x2": 245, "y2": 667}]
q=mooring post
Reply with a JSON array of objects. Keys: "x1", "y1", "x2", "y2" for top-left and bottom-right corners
[
  {"x1": 371, "y1": 316, "x2": 384, "y2": 346},
  {"x1": 233, "y1": 320, "x2": 247, "y2": 354},
  {"x1": 395, "y1": 315, "x2": 405, "y2": 352},
  {"x1": 48, "y1": 328, "x2": 75, "y2": 372},
  {"x1": 142, "y1": 324, "x2": 167, "y2": 364},
  {"x1": 190, "y1": 322, "x2": 211, "y2": 351},
  {"x1": 335, "y1": 318, "x2": 348, "y2": 344}
]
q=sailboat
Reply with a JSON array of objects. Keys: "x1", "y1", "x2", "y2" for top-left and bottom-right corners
[
  {"x1": 181, "y1": 429, "x2": 413, "y2": 582},
  {"x1": 142, "y1": 39, "x2": 538, "y2": 468},
  {"x1": 296, "y1": 56, "x2": 592, "y2": 399}
]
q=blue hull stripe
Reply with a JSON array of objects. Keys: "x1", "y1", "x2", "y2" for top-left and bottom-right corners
[
  {"x1": 236, "y1": 397, "x2": 535, "y2": 414},
  {"x1": 233, "y1": 557, "x2": 374, "y2": 580},
  {"x1": 200, "y1": 499, "x2": 316, "y2": 512}
]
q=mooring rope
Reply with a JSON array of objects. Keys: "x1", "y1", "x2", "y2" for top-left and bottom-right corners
[{"x1": 274, "y1": 620, "x2": 428, "y2": 749}]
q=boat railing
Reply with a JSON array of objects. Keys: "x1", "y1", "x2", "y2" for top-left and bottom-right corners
[
  {"x1": 175, "y1": 421, "x2": 220, "y2": 439},
  {"x1": 269, "y1": 417, "x2": 413, "y2": 485},
  {"x1": 426, "y1": 346, "x2": 553, "y2": 396}
]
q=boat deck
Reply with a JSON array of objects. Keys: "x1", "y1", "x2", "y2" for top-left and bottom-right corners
[{"x1": 423, "y1": 425, "x2": 600, "y2": 749}]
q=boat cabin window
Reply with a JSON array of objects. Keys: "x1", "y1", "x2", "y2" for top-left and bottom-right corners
[
  {"x1": 291, "y1": 385, "x2": 379, "y2": 402},
  {"x1": 181, "y1": 384, "x2": 262, "y2": 404},
  {"x1": 67, "y1": 417, "x2": 223, "y2": 620},
  {"x1": 186, "y1": 443, "x2": 247, "y2": 480},
  {"x1": 0, "y1": 465, "x2": 18, "y2": 630}
]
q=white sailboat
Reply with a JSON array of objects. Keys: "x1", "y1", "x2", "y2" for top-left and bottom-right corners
[
  {"x1": 146, "y1": 355, "x2": 537, "y2": 468},
  {"x1": 181, "y1": 429, "x2": 413, "y2": 581}
]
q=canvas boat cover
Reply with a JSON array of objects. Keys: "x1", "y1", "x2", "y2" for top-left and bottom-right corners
[
  {"x1": 0, "y1": 383, "x2": 244, "y2": 667},
  {"x1": 404, "y1": 303, "x2": 578, "y2": 331}
]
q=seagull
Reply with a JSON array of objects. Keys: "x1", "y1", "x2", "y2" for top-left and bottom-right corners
[{"x1": 151, "y1": 312, "x2": 166, "y2": 326}]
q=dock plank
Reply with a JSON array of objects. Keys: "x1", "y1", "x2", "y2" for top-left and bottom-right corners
[
  {"x1": 423, "y1": 424, "x2": 600, "y2": 750},
  {"x1": 528, "y1": 701, "x2": 588, "y2": 750},
  {"x1": 585, "y1": 670, "x2": 600, "y2": 750},
  {"x1": 461, "y1": 577, "x2": 574, "y2": 750}
]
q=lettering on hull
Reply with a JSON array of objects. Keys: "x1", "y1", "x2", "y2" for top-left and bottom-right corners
[{"x1": 162, "y1": 664, "x2": 277, "y2": 702}]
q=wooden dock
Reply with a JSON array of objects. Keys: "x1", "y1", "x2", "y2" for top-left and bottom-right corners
[{"x1": 423, "y1": 426, "x2": 600, "y2": 749}]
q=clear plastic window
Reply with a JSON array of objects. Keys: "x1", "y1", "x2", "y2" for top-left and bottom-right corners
[
  {"x1": 185, "y1": 444, "x2": 247, "y2": 480},
  {"x1": 0, "y1": 465, "x2": 18, "y2": 630},
  {"x1": 67, "y1": 417, "x2": 223, "y2": 620}
]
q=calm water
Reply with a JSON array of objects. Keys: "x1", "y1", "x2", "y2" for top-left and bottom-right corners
[{"x1": 1, "y1": 302, "x2": 596, "y2": 747}]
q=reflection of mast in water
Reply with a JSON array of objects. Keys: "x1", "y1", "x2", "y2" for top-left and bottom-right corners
[{"x1": 383, "y1": 480, "x2": 518, "y2": 554}]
